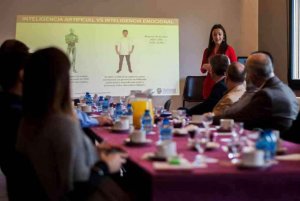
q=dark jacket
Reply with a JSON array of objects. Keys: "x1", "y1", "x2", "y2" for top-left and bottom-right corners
[
  {"x1": 217, "y1": 76, "x2": 299, "y2": 132},
  {"x1": 188, "y1": 78, "x2": 227, "y2": 115}
]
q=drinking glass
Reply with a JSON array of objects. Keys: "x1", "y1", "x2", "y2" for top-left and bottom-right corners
[
  {"x1": 193, "y1": 130, "x2": 208, "y2": 166},
  {"x1": 202, "y1": 114, "x2": 213, "y2": 130},
  {"x1": 226, "y1": 138, "x2": 242, "y2": 164},
  {"x1": 233, "y1": 122, "x2": 244, "y2": 135}
]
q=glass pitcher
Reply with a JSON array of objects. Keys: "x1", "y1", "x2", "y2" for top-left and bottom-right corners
[{"x1": 131, "y1": 97, "x2": 154, "y2": 129}]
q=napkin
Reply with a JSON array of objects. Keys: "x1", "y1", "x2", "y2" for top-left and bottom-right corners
[
  {"x1": 276, "y1": 154, "x2": 300, "y2": 161},
  {"x1": 153, "y1": 158, "x2": 193, "y2": 170}
]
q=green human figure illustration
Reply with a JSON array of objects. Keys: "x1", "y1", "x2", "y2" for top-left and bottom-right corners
[{"x1": 65, "y1": 29, "x2": 78, "y2": 73}]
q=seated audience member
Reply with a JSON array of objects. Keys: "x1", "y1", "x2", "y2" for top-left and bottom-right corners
[
  {"x1": 76, "y1": 109, "x2": 112, "y2": 128},
  {"x1": 0, "y1": 39, "x2": 37, "y2": 201},
  {"x1": 17, "y1": 47, "x2": 128, "y2": 201},
  {"x1": 188, "y1": 54, "x2": 229, "y2": 115},
  {"x1": 215, "y1": 51, "x2": 299, "y2": 132},
  {"x1": 212, "y1": 62, "x2": 246, "y2": 116}
]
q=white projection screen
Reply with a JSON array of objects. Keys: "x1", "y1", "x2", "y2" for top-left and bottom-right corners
[{"x1": 16, "y1": 15, "x2": 180, "y2": 97}]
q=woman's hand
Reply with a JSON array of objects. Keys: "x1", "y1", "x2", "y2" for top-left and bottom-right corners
[
  {"x1": 96, "y1": 143, "x2": 128, "y2": 173},
  {"x1": 202, "y1": 63, "x2": 211, "y2": 72},
  {"x1": 95, "y1": 115, "x2": 113, "y2": 126}
]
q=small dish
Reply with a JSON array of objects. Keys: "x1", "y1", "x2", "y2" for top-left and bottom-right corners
[
  {"x1": 173, "y1": 128, "x2": 188, "y2": 136},
  {"x1": 236, "y1": 161, "x2": 275, "y2": 170},
  {"x1": 188, "y1": 141, "x2": 220, "y2": 151},
  {"x1": 276, "y1": 147, "x2": 288, "y2": 155},
  {"x1": 124, "y1": 138, "x2": 152, "y2": 147},
  {"x1": 110, "y1": 128, "x2": 130, "y2": 133},
  {"x1": 143, "y1": 152, "x2": 167, "y2": 161}
]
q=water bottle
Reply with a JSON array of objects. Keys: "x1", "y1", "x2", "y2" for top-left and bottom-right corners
[
  {"x1": 256, "y1": 130, "x2": 273, "y2": 162},
  {"x1": 126, "y1": 104, "x2": 133, "y2": 126},
  {"x1": 267, "y1": 130, "x2": 278, "y2": 159},
  {"x1": 102, "y1": 98, "x2": 109, "y2": 113},
  {"x1": 114, "y1": 103, "x2": 123, "y2": 120},
  {"x1": 141, "y1": 109, "x2": 153, "y2": 134},
  {"x1": 159, "y1": 118, "x2": 173, "y2": 141},
  {"x1": 96, "y1": 96, "x2": 104, "y2": 112},
  {"x1": 84, "y1": 92, "x2": 93, "y2": 106}
]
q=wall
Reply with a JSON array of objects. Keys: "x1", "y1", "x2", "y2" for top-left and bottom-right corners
[
  {"x1": 0, "y1": 0, "x2": 258, "y2": 109},
  {"x1": 259, "y1": 0, "x2": 288, "y2": 83}
]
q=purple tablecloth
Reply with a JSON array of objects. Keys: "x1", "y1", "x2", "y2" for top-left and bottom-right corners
[{"x1": 91, "y1": 127, "x2": 300, "y2": 201}]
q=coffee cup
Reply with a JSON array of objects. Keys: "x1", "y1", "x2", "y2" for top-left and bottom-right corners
[
  {"x1": 220, "y1": 119, "x2": 234, "y2": 131},
  {"x1": 81, "y1": 105, "x2": 92, "y2": 113},
  {"x1": 191, "y1": 115, "x2": 202, "y2": 123},
  {"x1": 113, "y1": 118, "x2": 130, "y2": 131},
  {"x1": 156, "y1": 140, "x2": 177, "y2": 158},
  {"x1": 130, "y1": 129, "x2": 146, "y2": 143},
  {"x1": 241, "y1": 149, "x2": 265, "y2": 167}
]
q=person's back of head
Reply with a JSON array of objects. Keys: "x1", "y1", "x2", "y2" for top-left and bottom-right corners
[
  {"x1": 0, "y1": 39, "x2": 29, "y2": 91},
  {"x1": 246, "y1": 51, "x2": 274, "y2": 86},
  {"x1": 210, "y1": 54, "x2": 230, "y2": 77},
  {"x1": 226, "y1": 62, "x2": 246, "y2": 83},
  {"x1": 23, "y1": 47, "x2": 72, "y2": 119}
]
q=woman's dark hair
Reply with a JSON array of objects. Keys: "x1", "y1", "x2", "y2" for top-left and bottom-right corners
[
  {"x1": 0, "y1": 39, "x2": 29, "y2": 90},
  {"x1": 206, "y1": 24, "x2": 228, "y2": 59},
  {"x1": 23, "y1": 47, "x2": 72, "y2": 119}
]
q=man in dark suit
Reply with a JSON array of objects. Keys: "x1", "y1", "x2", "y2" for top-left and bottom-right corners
[
  {"x1": 188, "y1": 54, "x2": 229, "y2": 115},
  {"x1": 215, "y1": 51, "x2": 299, "y2": 132}
]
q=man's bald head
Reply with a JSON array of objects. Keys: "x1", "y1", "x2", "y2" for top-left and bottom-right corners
[
  {"x1": 226, "y1": 62, "x2": 246, "y2": 83},
  {"x1": 246, "y1": 52, "x2": 274, "y2": 80}
]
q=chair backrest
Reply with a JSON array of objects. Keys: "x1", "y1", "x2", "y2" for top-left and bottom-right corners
[
  {"x1": 164, "y1": 99, "x2": 172, "y2": 111},
  {"x1": 183, "y1": 76, "x2": 205, "y2": 101}
]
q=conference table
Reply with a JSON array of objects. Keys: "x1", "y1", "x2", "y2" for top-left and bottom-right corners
[{"x1": 90, "y1": 126, "x2": 300, "y2": 201}]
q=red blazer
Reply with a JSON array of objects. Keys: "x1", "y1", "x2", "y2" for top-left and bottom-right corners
[{"x1": 200, "y1": 45, "x2": 237, "y2": 99}]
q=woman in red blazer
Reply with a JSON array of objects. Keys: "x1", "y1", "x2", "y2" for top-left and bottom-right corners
[{"x1": 200, "y1": 24, "x2": 237, "y2": 99}]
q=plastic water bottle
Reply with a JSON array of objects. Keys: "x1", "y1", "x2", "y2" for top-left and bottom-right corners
[
  {"x1": 266, "y1": 130, "x2": 278, "y2": 159},
  {"x1": 141, "y1": 109, "x2": 153, "y2": 134},
  {"x1": 102, "y1": 98, "x2": 109, "y2": 113},
  {"x1": 256, "y1": 130, "x2": 273, "y2": 162},
  {"x1": 96, "y1": 96, "x2": 104, "y2": 112},
  {"x1": 159, "y1": 118, "x2": 173, "y2": 141},
  {"x1": 114, "y1": 103, "x2": 123, "y2": 120},
  {"x1": 126, "y1": 104, "x2": 133, "y2": 126},
  {"x1": 84, "y1": 92, "x2": 93, "y2": 106}
]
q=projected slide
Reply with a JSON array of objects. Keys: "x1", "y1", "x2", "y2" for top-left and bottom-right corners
[{"x1": 16, "y1": 15, "x2": 179, "y2": 97}]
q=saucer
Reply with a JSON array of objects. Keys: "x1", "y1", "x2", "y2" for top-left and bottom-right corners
[
  {"x1": 188, "y1": 121, "x2": 203, "y2": 127},
  {"x1": 111, "y1": 128, "x2": 130, "y2": 133},
  {"x1": 276, "y1": 146, "x2": 288, "y2": 155},
  {"x1": 188, "y1": 141, "x2": 220, "y2": 151},
  {"x1": 236, "y1": 160, "x2": 275, "y2": 170},
  {"x1": 173, "y1": 128, "x2": 188, "y2": 136},
  {"x1": 143, "y1": 152, "x2": 167, "y2": 161},
  {"x1": 124, "y1": 138, "x2": 152, "y2": 147}
]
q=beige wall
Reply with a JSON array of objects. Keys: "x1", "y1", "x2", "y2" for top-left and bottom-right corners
[
  {"x1": 0, "y1": 0, "x2": 258, "y2": 109},
  {"x1": 259, "y1": 0, "x2": 289, "y2": 83}
]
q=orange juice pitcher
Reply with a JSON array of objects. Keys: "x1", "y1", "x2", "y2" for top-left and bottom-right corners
[{"x1": 131, "y1": 98, "x2": 154, "y2": 129}]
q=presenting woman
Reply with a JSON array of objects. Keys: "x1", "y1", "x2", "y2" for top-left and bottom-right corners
[{"x1": 201, "y1": 24, "x2": 237, "y2": 99}]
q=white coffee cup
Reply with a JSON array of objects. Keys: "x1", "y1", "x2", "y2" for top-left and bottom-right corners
[
  {"x1": 241, "y1": 150, "x2": 265, "y2": 167},
  {"x1": 156, "y1": 140, "x2": 177, "y2": 158},
  {"x1": 220, "y1": 119, "x2": 234, "y2": 131},
  {"x1": 119, "y1": 116, "x2": 130, "y2": 129},
  {"x1": 81, "y1": 105, "x2": 92, "y2": 113},
  {"x1": 130, "y1": 129, "x2": 146, "y2": 143},
  {"x1": 191, "y1": 115, "x2": 202, "y2": 123}
]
